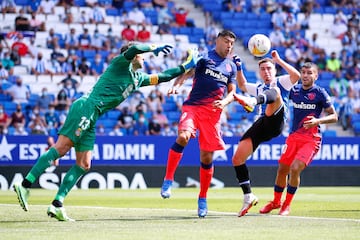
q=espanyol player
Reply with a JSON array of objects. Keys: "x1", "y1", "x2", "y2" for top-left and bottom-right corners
[{"x1": 232, "y1": 50, "x2": 301, "y2": 217}]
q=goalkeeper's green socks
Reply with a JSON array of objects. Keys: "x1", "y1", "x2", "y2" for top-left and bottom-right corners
[
  {"x1": 54, "y1": 165, "x2": 86, "y2": 203},
  {"x1": 24, "y1": 147, "x2": 60, "y2": 187}
]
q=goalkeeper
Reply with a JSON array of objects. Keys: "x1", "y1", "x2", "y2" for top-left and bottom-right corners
[{"x1": 13, "y1": 42, "x2": 200, "y2": 221}]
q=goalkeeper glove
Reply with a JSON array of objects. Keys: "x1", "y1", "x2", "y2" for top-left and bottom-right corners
[
  {"x1": 152, "y1": 44, "x2": 173, "y2": 56},
  {"x1": 232, "y1": 55, "x2": 243, "y2": 71},
  {"x1": 181, "y1": 48, "x2": 201, "y2": 71}
]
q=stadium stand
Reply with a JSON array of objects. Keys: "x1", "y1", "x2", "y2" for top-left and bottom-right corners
[{"x1": 0, "y1": 0, "x2": 359, "y2": 137}]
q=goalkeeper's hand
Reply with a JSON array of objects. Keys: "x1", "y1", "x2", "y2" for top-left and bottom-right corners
[
  {"x1": 153, "y1": 44, "x2": 173, "y2": 56},
  {"x1": 181, "y1": 48, "x2": 202, "y2": 71},
  {"x1": 232, "y1": 54, "x2": 243, "y2": 71}
]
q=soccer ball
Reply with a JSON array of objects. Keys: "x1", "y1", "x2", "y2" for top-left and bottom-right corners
[{"x1": 247, "y1": 34, "x2": 271, "y2": 57}]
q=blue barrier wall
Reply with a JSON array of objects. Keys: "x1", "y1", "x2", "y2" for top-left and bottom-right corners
[{"x1": 0, "y1": 135, "x2": 359, "y2": 166}]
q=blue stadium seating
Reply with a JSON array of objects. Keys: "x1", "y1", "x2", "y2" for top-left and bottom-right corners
[
  {"x1": 14, "y1": 0, "x2": 29, "y2": 6},
  {"x1": 0, "y1": 94, "x2": 11, "y2": 102},
  {"x1": 178, "y1": 27, "x2": 192, "y2": 35},
  {"x1": 323, "y1": 129, "x2": 337, "y2": 137},
  {"x1": 107, "y1": 110, "x2": 120, "y2": 120},
  {"x1": 167, "y1": 111, "x2": 181, "y2": 122},
  {"x1": 123, "y1": 1, "x2": 135, "y2": 11},
  {"x1": 162, "y1": 102, "x2": 177, "y2": 112},
  {"x1": 106, "y1": 8, "x2": 120, "y2": 16},
  {"x1": 352, "y1": 122, "x2": 360, "y2": 136},
  {"x1": 74, "y1": 0, "x2": 86, "y2": 7}
]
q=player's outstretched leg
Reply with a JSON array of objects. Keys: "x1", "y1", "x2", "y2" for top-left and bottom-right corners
[
  {"x1": 197, "y1": 197, "x2": 208, "y2": 218},
  {"x1": 47, "y1": 205, "x2": 75, "y2": 221},
  {"x1": 160, "y1": 179, "x2": 173, "y2": 199},
  {"x1": 13, "y1": 182, "x2": 30, "y2": 211},
  {"x1": 233, "y1": 93, "x2": 257, "y2": 113},
  {"x1": 238, "y1": 193, "x2": 258, "y2": 217}
]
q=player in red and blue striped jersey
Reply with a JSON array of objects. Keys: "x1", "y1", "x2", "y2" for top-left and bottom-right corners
[
  {"x1": 232, "y1": 50, "x2": 301, "y2": 217},
  {"x1": 260, "y1": 62, "x2": 338, "y2": 216},
  {"x1": 160, "y1": 30, "x2": 238, "y2": 218}
]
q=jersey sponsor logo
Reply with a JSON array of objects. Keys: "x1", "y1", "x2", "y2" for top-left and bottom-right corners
[
  {"x1": 204, "y1": 68, "x2": 228, "y2": 83},
  {"x1": 293, "y1": 102, "x2": 316, "y2": 109}
]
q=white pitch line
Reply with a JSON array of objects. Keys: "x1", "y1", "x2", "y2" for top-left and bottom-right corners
[{"x1": 2, "y1": 204, "x2": 359, "y2": 223}]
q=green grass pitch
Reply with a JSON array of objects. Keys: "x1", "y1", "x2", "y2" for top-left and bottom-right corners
[{"x1": 1, "y1": 187, "x2": 359, "y2": 240}]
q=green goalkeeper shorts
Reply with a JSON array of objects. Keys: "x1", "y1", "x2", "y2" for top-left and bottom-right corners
[{"x1": 58, "y1": 97, "x2": 100, "y2": 152}]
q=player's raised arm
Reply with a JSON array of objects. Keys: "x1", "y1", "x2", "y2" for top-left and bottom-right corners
[
  {"x1": 144, "y1": 48, "x2": 201, "y2": 87},
  {"x1": 233, "y1": 55, "x2": 248, "y2": 92},
  {"x1": 122, "y1": 43, "x2": 173, "y2": 60},
  {"x1": 271, "y1": 50, "x2": 301, "y2": 84}
]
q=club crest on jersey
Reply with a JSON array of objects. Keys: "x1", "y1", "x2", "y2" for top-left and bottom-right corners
[
  {"x1": 75, "y1": 128, "x2": 82, "y2": 137},
  {"x1": 307, "y1": 92, "x2": 316, "y2": 100}
]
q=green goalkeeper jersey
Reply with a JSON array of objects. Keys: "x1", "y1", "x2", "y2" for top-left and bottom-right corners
[{"x1": 84, "y1": 44, "x2": 185, "y2": 116}]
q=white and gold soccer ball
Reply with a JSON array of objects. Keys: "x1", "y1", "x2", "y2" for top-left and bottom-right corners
[{"x1": 247, "y1": 34, "x2": 271, "y2": 57}]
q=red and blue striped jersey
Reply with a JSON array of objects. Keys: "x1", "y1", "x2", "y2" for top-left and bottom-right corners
[
  {"x1": 184, "y1": 49, "x2": 237, "y2": 107},
  {"x1": 290, "y1": 84, "x2": 332, "y2": 136}
]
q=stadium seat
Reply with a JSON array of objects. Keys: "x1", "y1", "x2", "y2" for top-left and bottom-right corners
[
  {"x1": 352, "y1": 122, "x2": 360, "y2": 136},
  {"x1": 163, "y1": 102, "x2": 177, "y2": 112},
  {"x1": 15, "y1": 0, "x2": 29, "y2": 7},
  {"x1": 322, "y1": 130, "x2": 337, "y2": 137},
  {"x1": 74, "y1": 0, "x2": 86, "y2": 7},
  {"x1": 107, "y1": 110, "x2": 120, "y2": 120},
  {"x1": 13, "y1": 66, "x2": 28, "y2": 75},
  {"x1": 82, "y1": 49, "x2": 97, "y2": 60},
  {"x1": 323, "y1": 7, "x2": 337, "y2": 14},
  {"x1": 81, "y1": 75, "x2": 97, "y2": 85},
  {"x1": 83, "y1": 24, "x2": 97, "y2": 34},
  {"x1": 319, "y1": 72, "x2": 334, "y2": 81},
  {"x1": 178, "y1": 27, "x2": 192, "y2": 36},
  {"x1": 175, "y1": 34, "x2": 189, "y2": 43},
  {"x1": 97, "y1": 119, "x2": 116, "y2": 129},
  {"x1": 167, "y1": 111, "x2": 181, "y2": 122},
  {"x1": 0, "y1": 94, "x2": 11, "y2": 102},
  {"x1": 21, "y1": 74, "x2": 37, "y2": 84},
  {"x1": 230, "y1": 112, "x2": 244, "y2": 121},
  {"x1": 29, "y1": 93, "x2": 40, "y2": 103},
  {"x1": 123, "y1": 1, "x2": 135, "y2": 11},
  {"x1": 3, "y1": 102, "x2": 18, "y2": 113},
  {"x1": 143, "y1": 9, "x2": 158, "y2": 25},
  {"x1": 192, "y1": 27, "x2": 204, "y2": 36},
  {"x1": 351, "y1": 114, "x2": 360, "y2": 125},
  {"x1": 245, "y1": 12, "x2": 259, "y2": 20},
  {"x1": 202, "y1": 2, "x2": 221, "y2": 14},
  {"x1": 106, "y1": 8, "x2": 120, "y2": 17},
  {"x1": 220, "y1": 11, "x2": 233, "y2": 21}
]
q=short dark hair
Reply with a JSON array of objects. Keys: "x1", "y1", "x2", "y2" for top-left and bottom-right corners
[
  {"x1": 120, "y1": 42, "x2": 135, "y2": 54},
  {"x1": 258, "y1": 58, "x2": 274, "y2": 66},
  {"x1": 217, "y1": 30, "x2": 236, "y2": 40},
  {"x1": 301, "y1": 62, "x2": 318, "y2": 73}
]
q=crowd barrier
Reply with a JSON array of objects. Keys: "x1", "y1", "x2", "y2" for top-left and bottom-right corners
[{"x1": 0, "y1": 135, "x2": 359, "y2": 190}]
